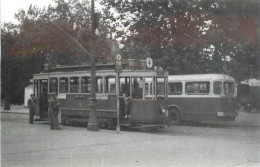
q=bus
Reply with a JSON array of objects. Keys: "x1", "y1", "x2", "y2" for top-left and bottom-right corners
[
  {"x1": 165, "y1": 74, "x2": 238, "y2": 124},
  {"x1": 33, "y1": 63, "x2": 169, "y2": 128},
  {"x1": 237, "y1": 79, "x2": 260, "y2": 112}
]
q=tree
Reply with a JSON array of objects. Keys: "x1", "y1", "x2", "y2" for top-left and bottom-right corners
[
  {"x1": 103, "y1": 0, "x2": 260, "y2": 79},
  {"x1": 1, "y1": 23, "x2": 19, "y2": 108},
  {"x1": 1, "y1": 0, "x2": 115, "y2": 104}
]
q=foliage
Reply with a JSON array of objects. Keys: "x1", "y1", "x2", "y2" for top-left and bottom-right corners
[
  {"x1": 1, "y1": 0, "x2": 113, "y2": 104},
  {"x1": 104, "y1": 0, "x2": 260, "y2": 79},
  {"x1": 1, "y1": 0, "x2": 260, "y2": 104}
]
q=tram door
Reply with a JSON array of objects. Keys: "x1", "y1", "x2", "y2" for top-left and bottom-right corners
[{"x1": 34, "y1": 79, "x2": 48, "y2": 120}]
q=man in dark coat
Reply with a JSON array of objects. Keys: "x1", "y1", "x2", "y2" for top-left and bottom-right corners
[
  {"x1": 48, "y1": 95, "x2": 62, "y2": 130},
  {"x1": 28, "y1": 94, "x2": 36, "y2": 124}
]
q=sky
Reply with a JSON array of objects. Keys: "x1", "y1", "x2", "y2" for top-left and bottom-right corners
[{"x1": 1, "y1": 0, "x2": 55, "y2": 23}]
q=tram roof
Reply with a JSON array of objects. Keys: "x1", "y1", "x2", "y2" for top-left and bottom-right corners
[
  {"x1": 168, "y1": 74, "x2": 235, "y2": 82},
  {"x1": 33, "y1": 69, "x2": 168, "y2": 79}
]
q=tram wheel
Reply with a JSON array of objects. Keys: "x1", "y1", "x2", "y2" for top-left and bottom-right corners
[{"x1": 169, "y1": 108, "x2": 181, "y2": 125}]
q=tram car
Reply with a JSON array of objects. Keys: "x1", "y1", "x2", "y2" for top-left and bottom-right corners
[
  {"x1": 237, "y1": 79, "x2": 260, "y2": 112},
  {"x1": 33, "y1": 62, "x2": 169, "y2": 128}
]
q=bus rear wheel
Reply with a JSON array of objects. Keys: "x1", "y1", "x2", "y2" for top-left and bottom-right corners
[{"x1": 169, "y1": 108, "x2": 181, "y2": 125}]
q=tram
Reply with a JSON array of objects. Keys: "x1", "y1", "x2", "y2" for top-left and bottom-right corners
[
  {"x1": 237, "y1": 79, "x2": 260, "y2": 112},
  {"x1": 33, "y1": 62, "x2": 169, "y2": 128},
  {"x1": 162, "y1": 74, "x2": 237, "y2": 124}
]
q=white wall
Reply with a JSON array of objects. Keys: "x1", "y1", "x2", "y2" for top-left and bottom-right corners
[{"x1": 24, "y1": 85, "x2": 33, "y2": 107}]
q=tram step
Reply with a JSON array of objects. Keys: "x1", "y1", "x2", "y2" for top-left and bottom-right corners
[{"x1": 120, "y1": 123, "x2": 131, "y2": 126}]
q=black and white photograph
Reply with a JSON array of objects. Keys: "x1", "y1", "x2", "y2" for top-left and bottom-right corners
[{"x1": 1, "y1": 0, "x2": 260, "y2": 166}]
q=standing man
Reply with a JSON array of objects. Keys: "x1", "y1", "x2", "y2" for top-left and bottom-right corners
[
  {"x1": 48, "y1": 95, "x2": 62, "y2": 130},
  {"x1": 28, "y1": 94, "x2": 36, "y2": 124}
]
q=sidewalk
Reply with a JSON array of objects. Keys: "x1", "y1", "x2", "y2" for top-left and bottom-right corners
[{"x1": 1, "y1": 105, "x2": 29, "y2": 114}]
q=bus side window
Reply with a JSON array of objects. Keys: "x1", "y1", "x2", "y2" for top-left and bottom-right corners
[
  {"x1": 49, "y1": 78, "x2": 58, "y2": 93},
  {"x1": 70, "y1": 77, "x2": 79, "y2": 93},
  {"x1": 81, "y1": 76, "x2": 90, "y2": 93},
  {"x1": 213, "y1": 81, "x2": 222, "y2": 95},
  {"x1": 59, "y1": 77, "x2": 68, "y2": 93},
  {"x1": 186, "y1": 82, "x2": 210, "y2": 95},
  {"x1": 168, "y1": 82, "x2": 182, "y2": 95}
]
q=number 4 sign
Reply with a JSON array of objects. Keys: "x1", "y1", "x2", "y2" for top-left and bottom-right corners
[{"x1": 146, "y1": 57, "x2": 153, "y2": 68}]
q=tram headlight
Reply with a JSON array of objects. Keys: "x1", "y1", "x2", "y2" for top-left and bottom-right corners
[{"x1": 159, "y1": 105, "x2": 167, "y2": 115}]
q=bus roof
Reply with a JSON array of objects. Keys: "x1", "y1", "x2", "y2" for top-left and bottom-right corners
[{"x1": 168, "y1": 74, "x2": 235, "y2": 82}]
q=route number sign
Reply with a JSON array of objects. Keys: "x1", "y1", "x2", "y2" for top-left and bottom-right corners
[
  {"x1": 116, "y1": 54, "x2": 121, "y2": 61},
  {"x1": 146, "y1": 57, "x2": 153, "y2": 68}
]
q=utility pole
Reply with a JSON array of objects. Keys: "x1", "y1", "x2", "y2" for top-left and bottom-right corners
[{"x1": 88, "y1": 0, "x2": 99, "y2": 131}]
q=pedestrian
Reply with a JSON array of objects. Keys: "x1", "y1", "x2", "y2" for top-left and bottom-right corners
[
  {"x1": 48, "y1": 95, "x2": 62, "y2": 130},
  {"x1": 28, "y1": 94, "x2": 36, "y2": 124},
  {"x1": 124, "y1": 93, "x2": 131, "y2": 118}
]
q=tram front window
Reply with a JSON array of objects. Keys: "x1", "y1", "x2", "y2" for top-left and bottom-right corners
[
  {"x1": 157, "y1": 78, "x2": 165, "y2": 97},
  {"x1": 120, "y1": 77, "x2": 130, "y2": 95},
  {"x1": 132, "y1": 77, "x2": 144, "y2": 99}
]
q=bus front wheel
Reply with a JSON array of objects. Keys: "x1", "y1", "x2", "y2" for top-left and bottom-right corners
[{"x1": 169, "y1": 108, "x2": 181, "y2": 125}]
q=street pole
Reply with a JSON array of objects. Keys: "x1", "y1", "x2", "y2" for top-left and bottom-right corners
[
  {"x1": 88, "y1": 0, "x2": 99, "y2": 131},
  {"x1": 116, "y1": 71, "x2": 120, "y2": 133},
  {"x1": 115, "y1": 44, "x2": 124, "y2": 133}
]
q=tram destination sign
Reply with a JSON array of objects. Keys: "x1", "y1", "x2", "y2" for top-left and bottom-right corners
[{"x1": 115, "y1": 61, "x2": 122, "y2": 73}]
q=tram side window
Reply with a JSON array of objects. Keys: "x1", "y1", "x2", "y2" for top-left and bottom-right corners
[
  {"x1": 81, "y1": 77, "x2": 90, "y2": 93},
  {"x1": 49, "y1": 78, "x2": 58, "y2": 93},
  {"x1": 213, "y1": 81, "x2": 222, "y2": 95},
  {"x1": 168, "y1": 82, "x2": 182, "y2": 95},
  {"x1": 105, "y1": 76, "x2": 116, "y2": 93},
  {"x1": 59, "y1": 77, "x2": 68, "y2": 93},
  {"x1": 96, "y1": 77, "x2": 103, "y2": 93},
  {"x1": 186, "y1": 82, "x2": 210, "y2": 95},
  {"x1": 224, "y1": 82, "x2": 235, "y2": 96},
  {"x1": 70, "y1": 77, "x2": 79, "y2": 93}
]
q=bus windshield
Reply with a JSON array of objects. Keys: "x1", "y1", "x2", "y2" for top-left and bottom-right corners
[{"x1": 224, "y1": 82, "x2": 235, "y2": 96}]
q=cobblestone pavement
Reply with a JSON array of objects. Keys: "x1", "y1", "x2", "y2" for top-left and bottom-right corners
[{"x1": 1, "y1": 108, "x2": 260, "y2": 167}]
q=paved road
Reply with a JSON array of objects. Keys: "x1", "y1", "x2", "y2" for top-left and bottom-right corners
[{"x1": 1, "y1": 110, "x2": 260, "y2": 167}]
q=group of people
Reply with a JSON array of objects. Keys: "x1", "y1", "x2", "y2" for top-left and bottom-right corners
[{"x1": 28, "y1": 94, "x2": 62, "y2": 130}]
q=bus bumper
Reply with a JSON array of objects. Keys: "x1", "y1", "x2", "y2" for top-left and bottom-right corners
[{"x1": 217, "y1": 111, "x2": 238, "y2": 121}]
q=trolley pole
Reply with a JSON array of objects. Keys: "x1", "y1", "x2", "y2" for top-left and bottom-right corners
[{"x1": 88, "y1": 0, "x2": 99, "y2": 131}]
